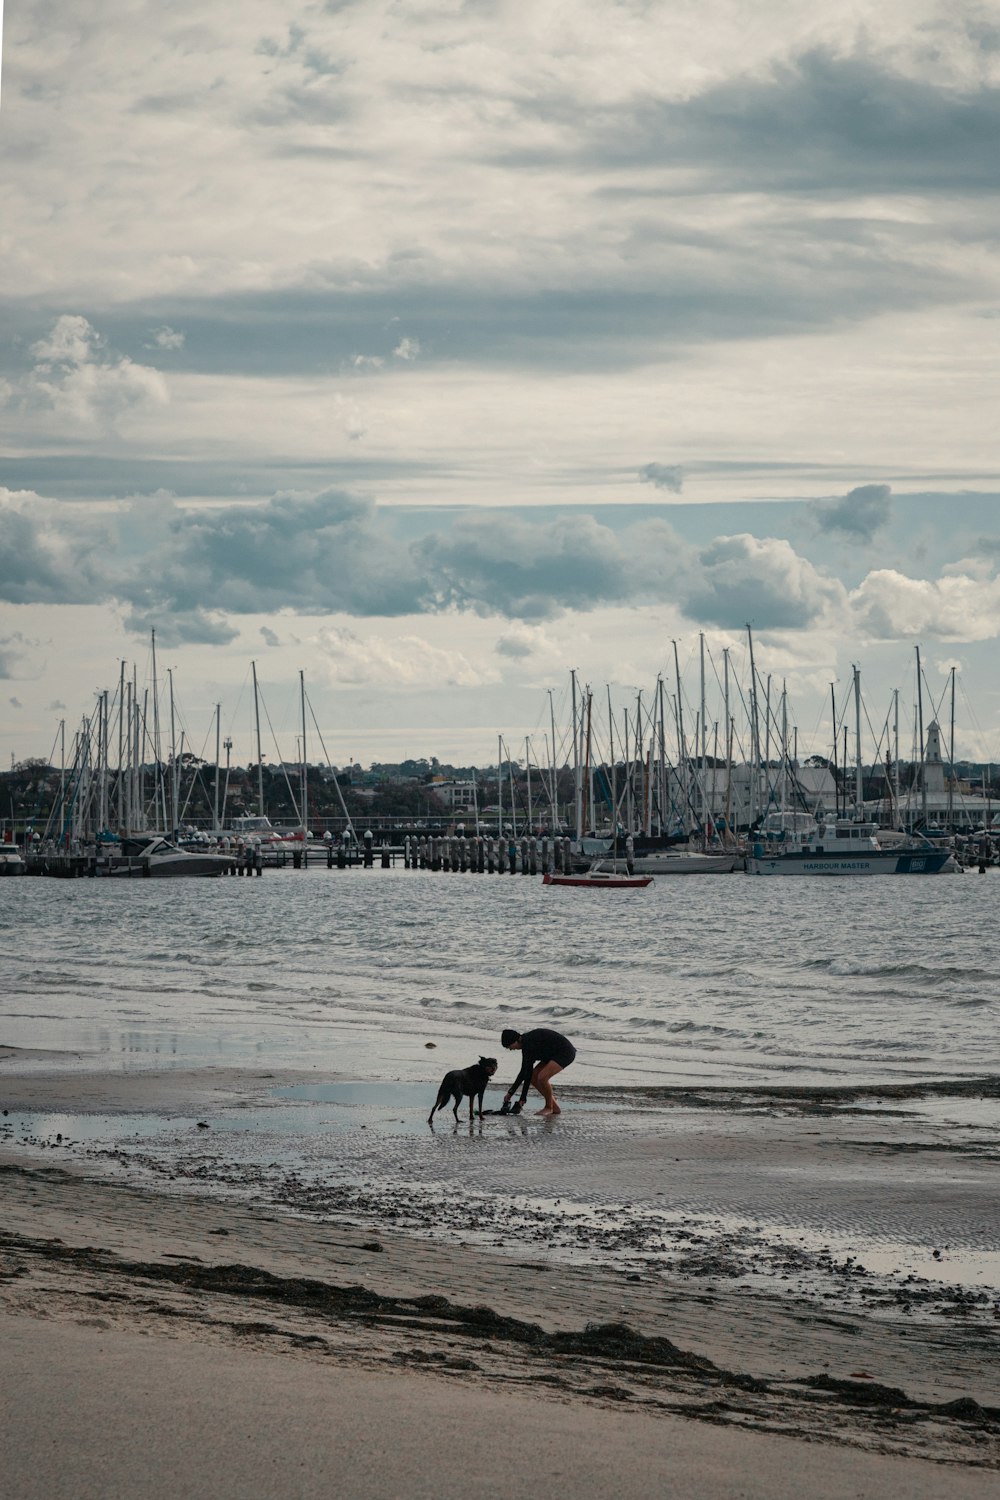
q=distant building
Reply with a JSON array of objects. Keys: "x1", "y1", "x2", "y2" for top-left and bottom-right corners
[{"x1": 428, "y1": 778, "x2": 478, "y2": 812}]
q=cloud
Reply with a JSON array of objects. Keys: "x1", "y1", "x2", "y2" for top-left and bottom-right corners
[
  {"x1": 410, "y1": 507, "x2": 644, "y2": 618},
  {"x1": 315, "y1": 625, "x2": 494, "y2": 689},
  {"x1": 639, "y1": 463, "x2": 684, "y2": 494},
  {"x1": 17, "y1": 315, "x2": 168, "y2": 431},
  {"x1": 495, "y1": 630, "x2": 536, "y2": 660},
  {"x1": 392, "y1": 337, "x2": 421, "y2": 361},
  {"x1": 0, "y1": 489, "x2": 101, "y2": 605},
  {"x1": 139, "y1": 489, "x2": 419, "y2": 619},
  {"x1": 121, "y1": 607, "x2": 239, "y2": 647},
  {"x1": 0, "y1": 640, "x2": 23, "y2": 678},
  {"x1": 850, "y1": 564, "x2": 1000, "y2": 641},
  {"x1": 815, "y1": 483, "x2": 892, "y2": 540},
  {"x1": 13, "y1": 482, "x2": 1000, "y2": 659},
  {"x1": 566, "y1": 48, "x2": 1000, "y2": 196},
  {"x1": 9, "y1": 697, "x2": 23, "y2": 709},
  {"x1": 147, "y1": 325, "x2": 185, "y2": 350},
  {"x1": 681, "y1": 534, "x2": 847, "y2": 630},
  {"x1": 0, "y1": 631, "x2": 38, "y2": 678}
]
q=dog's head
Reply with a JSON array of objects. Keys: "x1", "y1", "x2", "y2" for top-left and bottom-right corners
[{"x1": 479, "y1": 1056, "x2": 498, "y2": 1076}]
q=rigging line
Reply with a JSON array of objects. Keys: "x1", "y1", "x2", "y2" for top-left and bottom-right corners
[
  {"x1": 223, "y1": 662, "x2": 254, "y2": 756},
  {"x1": 256, "y1": 680, "x2": 301, "y2": 822},
  {"x1": 305, "y1": 692, "x2": 356, "y2": 837},
  {"x1": 957, "y1": 674, "x2": 998, "y2": 764}
]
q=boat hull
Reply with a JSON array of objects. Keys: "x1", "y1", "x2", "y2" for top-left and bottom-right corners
[
  {"x1": 543, "y1": 872, "x2": 653, "y2": 888},
  {"x1": 746, "y1": 850, "x2": 955, "y2": 875},
  {"x1": 631, "y1": 852, "x2": 739, "y2": 875}
]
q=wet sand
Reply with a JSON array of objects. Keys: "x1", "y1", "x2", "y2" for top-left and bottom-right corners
[{"x1": 1, "y1": 1052, "x2": 998, "y2": 1491}]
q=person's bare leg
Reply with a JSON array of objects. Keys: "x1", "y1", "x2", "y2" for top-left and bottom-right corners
[{"x1": 534, "y1": 1061, "x2": 563, "y2": 1115}]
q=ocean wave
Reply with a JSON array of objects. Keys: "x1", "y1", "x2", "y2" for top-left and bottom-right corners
[{"x1": 824, "y1": 957, "x2": 991, "y2": 981}]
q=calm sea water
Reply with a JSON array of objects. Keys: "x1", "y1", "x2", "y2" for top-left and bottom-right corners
[{"x1": 1, "y1": 868, "x2": 997, "y2": 1088}]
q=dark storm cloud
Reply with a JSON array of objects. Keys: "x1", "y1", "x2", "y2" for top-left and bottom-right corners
[
  {"x1": 815, "y1": 483, "x2": 892, "y2": 540},
  {"x1": 527, "y1": 49, "x2": 1000, "y2": 195}
]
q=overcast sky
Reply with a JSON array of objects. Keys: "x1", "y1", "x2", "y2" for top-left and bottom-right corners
[{"x1": 2, "y1": 1, "x2": 1000, "y2": 769}]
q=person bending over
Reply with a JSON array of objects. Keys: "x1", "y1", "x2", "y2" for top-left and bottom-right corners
[{"x1": 501, "y1": 1027, "x2": 576, "y2": 1117}]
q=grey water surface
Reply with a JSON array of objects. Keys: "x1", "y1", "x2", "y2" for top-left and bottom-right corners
[{"x1": 1, "y1": 865, "x2": 997, "y2": 1088}]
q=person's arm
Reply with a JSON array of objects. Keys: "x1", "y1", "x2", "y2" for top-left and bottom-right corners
[
  {"x1": 508, "y1": 1042, "x2": 539, "y2": 1103},
  {"x1": 505, "y1": 1051, "x2": 532, "y2": 1102}
]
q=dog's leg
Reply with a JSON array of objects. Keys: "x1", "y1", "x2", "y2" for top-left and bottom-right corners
[{"x1": 428, "y1": 1087, "x2": 446, "y2": 1125}]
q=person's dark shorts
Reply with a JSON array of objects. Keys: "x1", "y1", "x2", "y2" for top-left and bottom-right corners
[{"x1": 540, "y1": 1039, "x2": 576, "y2": 1070}]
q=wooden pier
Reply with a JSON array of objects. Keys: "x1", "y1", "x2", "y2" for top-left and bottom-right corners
[{"x1": 20, "y1": 833, "x2": 582, "y2": 878}]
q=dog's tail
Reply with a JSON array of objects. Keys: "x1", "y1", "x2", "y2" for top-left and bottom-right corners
[{"x1": 427, "y1": 1086, "x2": 448, "y2": 1124}]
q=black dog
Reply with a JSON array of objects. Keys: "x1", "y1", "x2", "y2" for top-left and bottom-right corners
[{"x1": 428, "y1": 1056, "x2": 498, "y2": 1123}]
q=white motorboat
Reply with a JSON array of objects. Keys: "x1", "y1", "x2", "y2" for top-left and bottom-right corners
[
  {"x1": 630, "y1": 847, "x2": 740, "y2": 875},
  {"x1": 0, "y1": 842, "x2": 26, "y2": 875},
  {"x1": 106, "y1": 836, "x2": 235, "y2": 877},
  {"x1": 543, "y1": 864, "x2": 653, "y2": 889}
]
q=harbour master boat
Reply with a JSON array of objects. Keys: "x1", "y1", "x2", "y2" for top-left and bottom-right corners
[{"x1": 745, "y1": 813, "x2": 957, "y2": 876}]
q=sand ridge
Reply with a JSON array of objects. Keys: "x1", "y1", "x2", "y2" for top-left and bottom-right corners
[{"x1": 1, "y1": 1156, "x2": 997, "y2": 1472}]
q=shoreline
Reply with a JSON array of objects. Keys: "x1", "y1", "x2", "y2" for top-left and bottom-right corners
[
  {"x1": 2, "y1": 1156, "x2": 998, "y2": 1468},
  {"x1": 1, "y1": 1050, "x2": 998, "y2": 1478}
]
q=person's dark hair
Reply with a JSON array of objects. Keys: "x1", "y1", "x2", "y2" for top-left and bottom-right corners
[{"x1": 501, "y1": 1028, "x2": 520, "y2": 1048}]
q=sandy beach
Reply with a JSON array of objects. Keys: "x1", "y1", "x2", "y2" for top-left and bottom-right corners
[{"x1": 1, "y1": 1050, "x2": 998, "y2": 1496}]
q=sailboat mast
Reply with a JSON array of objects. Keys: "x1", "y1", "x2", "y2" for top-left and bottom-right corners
[
  {"x1": 571, "y1": 670, "x2": 582, "y2": 842},
  {"x1": 150, "y1": 629, "x2": 166, "y2": 832},
  {"x1": 722, "y1": 648, "x2": 731, "y2": 836},
  {"x1": 548, "y1": 688, "x2": 558, "y2": 831},
  {"x1": 99, "y1": 690, "x2": 109, "y2": 834},
  {"x1": 916, "y1": 645, "x2": 927, "y2": 827},
  {"x1": 251, "y1": 660, "x2": 265, "y2": 818},
  {"x1": 780, "y1": 680, "x2": 788, "y2": 817},
  {"x1": 853, "y1": 665, "x2": 863, "y2": 817},
  {"x1": 214, "y1": 704, "x2": 221, "y2": 832},
  {"x1": 300, "y1": 670, "x2": 308, "y2": 839},
  {"x1": 584, "y1": 688, "x2": 593, "y2": 836},
  {"x1": 657, "y1": 676, "x2": 667, "y2": 836},
  {"x1": 672, "y1": 641, "x2": 687, "y2": 831},
  {"x1": 621, "y1": 710, "x2": 631, "y2": 834},
  {"x1": 747, "y1": 626, "x2": 760, "y2": 823},
  {"x1": 829, "y1": 682, "x2": 838, "y2": 819},
  {"x1": 497, "y1": 732, "x2": 503, "y2": 837},
  {"x1": 117, "y1": 661, "x2": 125, "y2": 830},
  {"x1": 168, "y1": 668, "x2": 178, "y2": 834},
  {"x1": 525, "y1": 736, "x2": 532, "y2": 830},
  {"x1": 893, "y1": 688, "x2": 900, "y2": 826},
  {"x1": 948, "y1": 665, "x2": 956, "y2": 828},
  {"x1": 699, "y1": 632, "x2": 706, "y2": 829}
]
